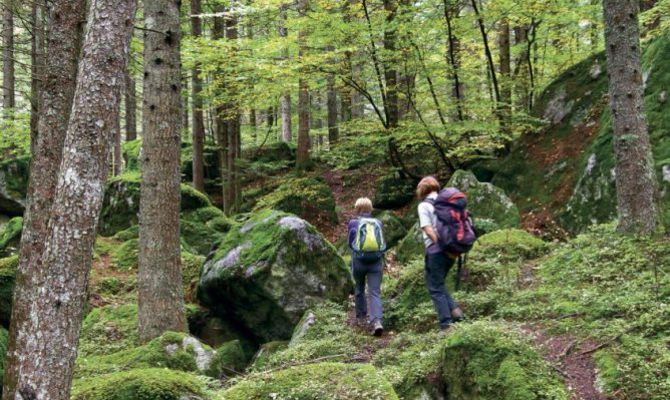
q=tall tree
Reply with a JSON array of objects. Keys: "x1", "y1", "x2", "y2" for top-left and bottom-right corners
[
  {"x1": 2, "y1": 0, "x2": 86, "y2": 395},
  {"x1": 443, "y1": 0, "x2": 464, "y2": 120},
  {"x1": 327, "y1": 73, "x2": 339, "y2": 143},
  {"x1": 191, "y1": 0, "x2": 205, "y2": 192},
  {"x1": 138, "y1": 0, "x2": 187, "y2": 342},
  {"x1": 498, "y1": 17, "x2": 512, "y2": 139},
  {"x1": 382, "y1": 0, "x2": 399, "y2": 128},
  {"x1": 125, "y1": 72, "x2": 137, "y2": 141},
  {"x1": 2, "y1": 0, "x2": 15, "y2": 110},
  {"x1": 279, "y1": 5, "x2": 292, "y2": 143},
  {"x1": 602, "y1": 0, "x2": 658, "y2": 234},
  {"x1": 2, "y1": 0, "x2": 136, "y2": 396},
  {"x1": 29, "y1": 0, "x2": 45, "y2": 144},
  {"x1": 224, "y1": 6, "x2": 241, "y2": 213},
  {"x1": 296, "y1": 0, "x2": 311, "y2": 167}
]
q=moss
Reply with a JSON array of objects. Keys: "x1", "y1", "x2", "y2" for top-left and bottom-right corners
[
  {"x1": 79, "y1": 304, "x2": 139, "y2": 357},
  {"x1": 121, "y1": 139, "x2": 142, "y2": 171},
  {"x1": 0, "y1": 155, "x2": 29, "y2": 216},
  {"x1": 373, "y1": 210, "x2": 408, "y2": 248},
  {"x1": 0, "y1": 255, "x2": 17, "y2": 326},
  {"x1": 0, "y1": 216, "x2": 22, "y2": 256},
  {"x1": 71, "y1": 368, "x2": 207, "y2": 400},
  {"x1": 182, "y1": 251, "x2": 205, "y2": 302},
  {"x1": 254, "y1": 177, "x2": 338, "y2": 224},
  {"x1": 441, "y1": 321, "x2": 569, "y2": 400},
  {"x1": 245, "y1": 141, "x2": 296, "y2": 163},
  {"x1": 223, "y1": 362, "x2": 398, "y2": 400},
  {"x1": 110, "y1": 238, "x2": 139, "y2": 271},
  {"x1": 249, "y1": 341, "x2": 289, "y2": 371},
  {"x1": 594, "y1": 350, "x2": 620, "y2": 394},
  {"x1": 112, "y1": 225, "x2": 139, "y2": 242},
  {"x1": 395, "y1": 223, "x2": 424, "y2": 264},
  {"x1": 207, "y1": 340, "x2": 248, "y2": 379},
  {"x1": 180, "y1": 219, "x2": 224, "y2": 256},
  {"x1": 373, "y1": 173, "x2": 416, "y2": 210},
  {"x1": 198, "y1": 210, "x2": 352, "y2": 343}
]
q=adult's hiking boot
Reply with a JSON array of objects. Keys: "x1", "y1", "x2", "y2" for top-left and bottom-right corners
[
  {"x1": 439, "y1": 323, "x2": 455, "y2": 335},
  {"x1": 373, "y1": 320, "x2": 384, "y2": 337},
  {"x1": 452, "y1": 307, "x2": 464, "y2": 322}
]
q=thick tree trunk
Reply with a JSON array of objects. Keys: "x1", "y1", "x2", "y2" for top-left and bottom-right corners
[
  {"x1": 30, "y1": 0, "x2": 45, "y2": 146},
  {"x1": 3, "y1": 0, "x2": 15, "y2": 110},
  {"x1": 602, "y1": 0, "x2": 658, "y2": 235},
  {"x1": 279, "y1": 6, "x2": 292, "y2": 143},
  {"x1": 383, "y1": 0, "x2": 398, "y2": 128},
  {"x1": 513, "y1": 25, "x2": 531, "y2": 113},
  {"x1": 327, "y1": 74, "x2": 339, "y2": 144},
  {"x1": 3, "y1": 0, "x2": 135, "y2": 397},
  {"x1": 191, "y1": 0, "x2": 205, "y2": 192},
  {"x1": 125, "y1": 72, "x2": 137, "y2": 141},
  {"x1": 2, "y1": 0, "x2": 86, "y2": 396},
  {"x1": 138, "y1": 0, "x2": 187, "y2": 343}
]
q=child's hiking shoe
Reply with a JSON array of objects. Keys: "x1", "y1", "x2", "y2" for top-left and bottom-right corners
[
  {"x1": 452, "y1": 307, "x2": 464, "y2": 322},
  {"x1": 372, "y1": 320, "x2": 384, "y2": 337}
]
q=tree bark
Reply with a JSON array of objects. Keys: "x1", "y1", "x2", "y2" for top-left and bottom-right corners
[
  {"x1": 498, "y1": 17, "x2": 512, "y2": 138},
  {"x1": 383, "y1": 0, "x2": 398, "y2": 128},
  {"x1": 443, "y1": 0, "x2": 464, "y2": 121},
  {"x1": 296, "y1": 0, "x2": 310, "y2": 167},
  {"x1": 3, "y1": 0, "x2": 15, "y2": 110},
  {"x1": 138, "y1": 0, "x2": 186, "y2": 343},
  {"x1": 224, "y1": 10, "x2": 241, "y2": 214},
  {"x1": 191, "y1": 0, "x2": 205, "y2": 192},
  {"x1": 602, "y1": 0, "x2": 658, "y2": 235},
  {"x1": 125, "y1": 71, "x2": 137, "y2": 141},
  {"x1": 2, "y1": 0, "x2": 86, "y2": 396},
  {"x1": 3, "y1": 0, "x2": 135, "y2": 397},
  {"x1": 30, "y1": 0, "x2": 45, "y2": 146},
  {"x1": 212, "y1": 9, "x2": 229, "y2": 212},
  {"x1": 279, "y1": 6, "x2": 292, "y2": 142},
  {"x1": 327, "y1": 74, "x2": 339, "y2": 144}
]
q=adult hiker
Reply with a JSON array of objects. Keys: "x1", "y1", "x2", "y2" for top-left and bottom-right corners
[
  {"x1": 348, "y1": 197, "x2": 387, "y2": 336},
  {"x1": 417, "y1": 176, "x2": 474, "y2": 331}
]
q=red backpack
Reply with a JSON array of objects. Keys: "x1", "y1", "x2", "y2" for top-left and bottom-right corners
[{"x1": 425, "y1": 188, "x2": 477, "y2": 255}]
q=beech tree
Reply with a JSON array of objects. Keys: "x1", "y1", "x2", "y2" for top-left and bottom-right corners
[
  {"x1": 2, "y1": 0, "x2": 136, "y2": 396},
  {"x1": 138, "y1": 0, "x2": 187, "y2": 342},
  {"x1": 2, "y1": 0, "x2": 87, "y2": 395},
  {"x1": 602, "y1": 0, "x2": 658, "y2": 234}
]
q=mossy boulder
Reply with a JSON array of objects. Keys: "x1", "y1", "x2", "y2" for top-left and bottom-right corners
[
  {"x1": 254, "y1": 177, "x2": 338, "y2": 224},
  {"x1": 441, "y1": 321, "x2": 569, "y2": 400},
  {"x1": 374, "y1": 210, "x2": 408, "y2": 248},
  {"x1": 0, "y1": 156, "x2": 29, "y2": 216},
  {"x1": 222, "y1": 362, "x2": 399, "y2": 399},
  {"x1": 373, "y1": 173, "x2": 417, "y2": 210},
  {"x1": 76, "y1": 331, "x2": 216, "y2": 378},
  {"x1": 79, "y1": 304, "x2": 140, "y2": 357},
  {"x1": 249, "y1": 341, "x2": 289, "y2": 371},
  {"x1": 99, "y1": 171, "x2": 212, "y2": 236},
  {"x1": 448, "y1": 170, "x2": 520, "y2": 233},
  {"x1": 0, "y1": 216, "x2": 22, "y2": 257},
  {"x1": 246, "y1": 141, "x2": 296, "y2": 164},
  {"x1": 207, "y1": 339, "x2": 248, "y2": 380},
  {"x1": 198, "y1": 210, "x2": 353, "y2": 343},
  {"x1": 395, "y1": 223, "x2": 424, "y2": 264},
  {"x1": 71, "y1": 368, "x2": 207, "y2": 400},
  {"x1": 0, "y1": 255, "x2": 17, "y2": 327}
]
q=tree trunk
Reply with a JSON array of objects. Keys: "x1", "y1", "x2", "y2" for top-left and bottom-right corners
[
  {"x1": 498, "y1": 17, "x2": 512, "y2": 138},
  {"x1": 212, "y1": 10, "x2": 229, "y2": 212},
  {"x1": 443, "y1": 0, "x2": 464, "y2": 120},
  {"x1": 3, "y1": 0, "x2": 135, "y2": 397},
  {"x1": 113, "y1": 110, "x2": 123, "y2": 175},
  {"x1": 327, "y1": 74, "x2": 339, "y2": 144},
  {"x1": 224, "y1": 10, "x2": 241, "y2": 214},
  {"x1": 125, "y1": 71, "x2": 137, "y2": 141},
  {"x1": 296, "y1": 0, "x2": 310, "y2": 167},
  {"x1": 471, "y1": 0, "x2": 500, "y2": 104},
  {"x1": 383, "y1": 0, "x2": 398, "y2": 128},
  {"x1": 602, "y1": 0, "x2": 658, "y2": 235},
  {"x1": 3, "y1": 0, "x2": 15, "y2": 110},
  {"x1": 513, "y1": 25, "x2": 531, "y2": 113},
  {"x1": 2, "y1": 0, "x2": 86, "y2": 396},
  {"x1": 279, "y1": 6, "x2": 292, "y2": 142},
  {"x1": 191, "y1": 0, "x2": 205, "y2": 192},
  {"x1": 30, "y1": 0, "x2": 45, "y2": 147},
  {"x1": 340, "y1": 53, "x2": 353, "y2": 122},
  {"x1": 138, "y1": 0, "x2": 186, "y2": 343}
]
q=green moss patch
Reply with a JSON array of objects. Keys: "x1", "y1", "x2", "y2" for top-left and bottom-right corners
[
  {"x1": 0, "y1": 216, "x2": 22, "y2": 257},
  {"x1": 373, "y1": 173, "x2": 416, "y2": 210},
  {"x1": 254, "y1": 176, "x2": 337, "y2": 224},
  {"x1": 0, "y1": 255, "x2": 17, "y2": 326},
  {"x1": 79, "y1": 304, "x2": 140, "y2": 357},
  {"x1": 71, "y1": 368, "x2": 207, "y2": 400},
  {"x1": 223, "y1": 362, "x2": 398, "y2": 400},
  {"x1": 0, "y1": 326, "x2": 8, "y2": 388},
  {"x1": 208, "y1": 339, "x2": 248, "y2": 380},
  {"x1": 442, "y1": 321, "x2": 569, "y2": 400}
]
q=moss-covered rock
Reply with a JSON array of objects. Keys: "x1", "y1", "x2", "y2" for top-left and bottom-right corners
[
  {"x1": 99, "y1": 171, "x2": 212, "y2": 236},
  {"x1": 246, "y1": 141, "x2": 296, "y2": 164},
  {"x1": 0, "y1": 216, "x2": 22, "y2": 257},
  {"x1": 249, "y1": 341, "x2": 289, "y2": 371},
  {"x1": 373, "y1": 173, "x2": 417, "y2": 210},
  {"x1": 71, "y1": 368, "x2": 207, "y2": 400},
  {"x1": 0, "y1": 326, "x2": 7, "y2": 390},
  {"x1": 0, "y1": 255, "x2": 17, "y2": 327},
  {"x1": 207, "y1": 339, "x2": 248, "y2": 380},
  {"x1": 79, "y1": 304, "x2": 140, "y2": 357},
  {"x1": 448, "y1": 170, "x2": 520, "y2": 233},
  {"x1": 441, "y1": 321, "x2": 569, "y2": 400},
  {"x1": 374, "y1": 210, "x2": 408, "y2": 248},
  {"x1": 198, "y1": 210, "x2": 353, "y2": 343},
  {"x1": 222, "y1": 362, "x2": 399, "y2": 400},
  {"x1": 76, "y1": 331, "x2": 216, "y2": 378},
  {"x1": 254, "y1": 177, "x2": 338, "y2": 224},
  {"x1": 395, "y1": 223, "x2": 424, "y2": 264},
  {"x1": 0, "y1": 156, "x2": 29, "y2": 216}
]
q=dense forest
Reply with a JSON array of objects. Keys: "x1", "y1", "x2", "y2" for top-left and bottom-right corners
[{"x1": 0, "y1": 0, "x2": 669, "y2": 399}]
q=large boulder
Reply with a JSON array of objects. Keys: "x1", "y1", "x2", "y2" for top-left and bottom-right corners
[
  {"x1": 373, "y1": 173, "x2": 417, "y2": 210},
  {"x1": 99, "y1": 171, "x2": 212, "y2": 236},
  {"x1": 448, "y1": 170, "x2": 520, "y2": 234},
  {"x1": 0, "y1": 156, "x2": 29, "y2": 217},
  {"x1": 0, "y1": 255, "x2": 17, "y2": 327},
  {"x1": 198, "y1": 210, "x2": 353, "y2": 343},
  {"x1": 374, "y1": 210, "x2": 408, "y2": 248},
  {"x1": 222, "y1": 362, "x2": 399, "y2": 400},
  {"x1": 254, "y1": 176, "x2": 338, "y2": 224}
]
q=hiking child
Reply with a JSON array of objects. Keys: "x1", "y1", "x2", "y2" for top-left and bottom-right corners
[
  {"x1": 417, "y1": 176, "x2": 467, "y2": 331},
  {"x1": 348, "y1": 197, "x2": 386, "y2": 336}
]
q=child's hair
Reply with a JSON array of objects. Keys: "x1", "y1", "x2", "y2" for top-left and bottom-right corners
[
  {"x1": 416, "y1": 176, "x2": 441, "y2": 199},
  {"x1": 354, "y1": 197, "x2": 373, "y2": 214}
]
